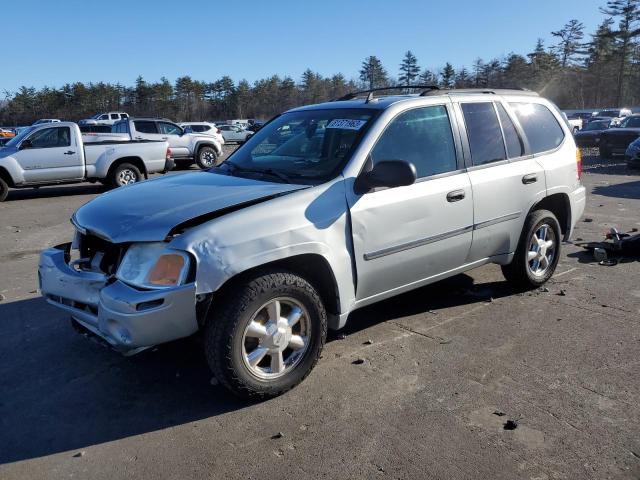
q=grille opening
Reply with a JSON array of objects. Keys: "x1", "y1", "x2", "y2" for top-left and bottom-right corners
[{"x1": 78, "y1": 233, "x2": 127, "y2": 275}]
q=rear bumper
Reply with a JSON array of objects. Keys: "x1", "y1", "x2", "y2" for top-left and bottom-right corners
[
  {"x1": 568, "y1": 185, "x2": 586, "y2": 241},
  {"x1": 38, "y1": 244, "x2": 198, "y2": 353}
]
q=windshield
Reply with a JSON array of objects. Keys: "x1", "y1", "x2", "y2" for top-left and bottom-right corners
[
  {"x1": 220, "y1": 108, "x2": 376, "y2": 183},
  {"x1": 584, "y1": 121, "x2": 609, "y2": 131},
  {"x1": 619, "y1": 116, "x2": 640, "y2": 128},
  {"x1": 4, "y1": 126, "x2": 35, "y2": 147}
]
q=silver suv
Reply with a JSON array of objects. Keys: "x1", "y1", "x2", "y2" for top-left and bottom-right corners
[{"x1": 38, "y1": 87, "x2": 586, "y2": 398}]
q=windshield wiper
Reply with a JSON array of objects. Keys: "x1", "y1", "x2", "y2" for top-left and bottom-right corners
[{"x1": 221, "y1": 161, "x2": 292, "y2": 184}]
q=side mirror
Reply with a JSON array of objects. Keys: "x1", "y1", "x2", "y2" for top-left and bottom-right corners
[
  {"x1": 354, "y1": 160, "x2": 417, "y2": 195},
  {"x1": 20, "y1": 139, "x2": 32, "y2": 150}
]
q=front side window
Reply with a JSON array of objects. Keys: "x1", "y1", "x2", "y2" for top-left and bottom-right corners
[
  {"x1": 159, "y1": 122, "x2": 183, "y2": 135},
  {"x1": 371, "y1": 105, "x2": 457, "y2": 178},
  {"x1": 510, "y1": 102, "x2": 565, "y2": 154},
  {"x1": 27, "y1": 127, "x2": 71, "y2": 148},
  {"x1": 462, "y1": 102, "x2": 506, "y2": 165},
  {"x1": 99, "y1": 114, "x2": 109, "y2": 120},
  {"x1": 110, "y1": 114, "x2": 119, "y2": 120},
  {"x1": 134, "y1": 121, "x2": 158, "y2": 134},
  {"x1": 223, "y1": 108, "x2": 375, "y2": 183}
]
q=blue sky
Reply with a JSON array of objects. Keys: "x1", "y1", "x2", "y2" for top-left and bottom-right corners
[{"x1": 1, "y1": 0, "x2": 606, "y2": 93}]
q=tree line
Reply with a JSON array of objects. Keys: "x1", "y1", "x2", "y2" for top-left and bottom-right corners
[{"x1": 1, "y1": 0, "x2": 639, "y2": 126}]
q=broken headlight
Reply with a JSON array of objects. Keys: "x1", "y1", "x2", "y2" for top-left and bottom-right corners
[{"x1": 116, "y1": 243, "x2": 190, "y2": 289}]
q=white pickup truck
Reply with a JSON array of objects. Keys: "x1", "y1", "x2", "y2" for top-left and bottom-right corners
[
  {"x1": 0, "y1": 122, "x2": 172, "y2": 201},
  {"x1": 112, "y1": 118, "x2": 223, "y2": 169}
]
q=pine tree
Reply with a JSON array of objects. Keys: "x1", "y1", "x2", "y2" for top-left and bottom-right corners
[
  {"x1": 440, "y1": 63, "x2": 455, "y2": 88},
  {"x1": 552, "y1": 19, "x2": 586, "y2": 67},
  {"x1": 454, "y1": 67, "x2": 471, "y2": 88},
  {"x1": 359, "y1": 56, "x2": 389, "y2": 89},
  {"x1": 398, "y1": 50, "x2": 420, "y2": 86},
  {"x1": 600, "y1": 0, "x2": 640, "y2": 105}
]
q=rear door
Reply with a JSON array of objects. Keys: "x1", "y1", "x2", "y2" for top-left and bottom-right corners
[
  {"x1": 458, "y1": 100, "x2": 546, "y2": 261},
  {"x1": 16, "y1": 126, "x2": 83, "y2": 182},
  {"x1": 131, "y1": 120, "x2": 161, "y2": 141},
  {"x1": 348, "y1": 103, "x2": 474, "y2": 303}
]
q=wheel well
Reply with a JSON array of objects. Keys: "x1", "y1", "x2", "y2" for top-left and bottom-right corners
[
  {"x1": 107, "y1": 157, "x2": 148, "y2": 179},
  {"x1": 0, "y1": 167, "x2": 14, "y2": 187},
  {"x1": 531, "y1": 193, "x2": 571, "y2": 238},
  {"x1": 196, "y1": 143, "x2": 218, "y2": 156},
  {"x1": 214, "y1": 254, "x2": 341, "y2": 317}
]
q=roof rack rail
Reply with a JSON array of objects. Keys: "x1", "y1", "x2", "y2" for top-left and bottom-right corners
[
  {"x1": 420, "y1": 88, "x2": 538, "y2": 97},
  {"x1": 335, "y1": 85, "x2": 440, "y2": 102}
]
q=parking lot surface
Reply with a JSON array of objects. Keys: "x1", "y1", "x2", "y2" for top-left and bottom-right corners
[{"x1": 1, "y1": 149, "x2": 639, "y2": 479}]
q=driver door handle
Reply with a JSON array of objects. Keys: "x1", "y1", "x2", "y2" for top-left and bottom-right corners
[
  {"x1": 446, "y1": 189, "x2": 466, "y2": 202},
  {"x1": 63, "y1": 151, "x2": 76, "y2": 155},
  {"x1": 522, "y1": 174, "x2": 538, "y2": 184}
]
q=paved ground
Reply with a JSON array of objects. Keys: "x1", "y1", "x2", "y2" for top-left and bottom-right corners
[{"x1": 1, "y1": 149, "x2": 639, "y2": 479}]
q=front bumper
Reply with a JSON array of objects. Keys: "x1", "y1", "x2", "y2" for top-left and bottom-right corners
[{"x1": 38, "y1": 243, "x2": 198, "y2": 354}]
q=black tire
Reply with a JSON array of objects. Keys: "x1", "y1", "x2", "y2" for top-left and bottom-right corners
[
  {"x1": 501, "y1": 209, "x2": 561, "y2": 289},
  {"x1": 600, "y1": 145, "x2": 611, "y2": 159},
  {"x1": 196, "y1": 146, "x2": 218, "y2": 169},
  {"x1": 0, "y1": 176, "x2": 8, "y2": 202},
  {"x1": 110, "y1": 163, "x2": 142, "y2": 188},
  {"x1": 205, "y1": 270, "x2": 327, "y2": 398}
]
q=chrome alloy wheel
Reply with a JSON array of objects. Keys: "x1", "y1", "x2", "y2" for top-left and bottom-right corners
[
  {"x1": 527, "y1": 224, "x2": 556, "y2": 277},
  {"x1": 118, "y1": 168, "x2": 138, "y2": 185},
  {"x1": 200, "y1": 149, "x2": 217, "y2": 167},
  {"x1": 241, "y1": 297, "x2": 311, "y2": 379}
]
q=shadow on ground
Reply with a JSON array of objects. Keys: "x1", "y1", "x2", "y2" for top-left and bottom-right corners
[
  {"x1": 0, "y1": 274, "x2": 516, "y2": 465},
  {"x1": 591, "y1": 180, "x2": 640, "y2": 200},
  {"x1": 5, "y1": 184, "x2": 109, "y2": 202}
]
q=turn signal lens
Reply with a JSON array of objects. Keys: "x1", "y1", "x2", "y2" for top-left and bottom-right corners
[
  {"x1": 148, "y1": 254, "x2": 185, "y2": 286},
  {"x1": 576, "y1": 148, "x2": 582, "y2": 180}
]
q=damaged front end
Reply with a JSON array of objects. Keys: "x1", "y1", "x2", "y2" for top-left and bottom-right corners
[{"x1": 38, "y1": 233, "x2": 199, "y2": 354}]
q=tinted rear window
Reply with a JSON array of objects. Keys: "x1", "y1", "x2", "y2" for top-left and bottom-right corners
[
  {"x1": 496, "y1": 103, "x2": 524, "y2": 158},
  {"x1": 134, "y1": 121, "x2": 158, "y2": 134},
  {"x1": 461, "y1": 102, "x2": 506, "y2": 166},
  {"x1": 510, "y1": 103, "x2": 565, "y2": 154}
]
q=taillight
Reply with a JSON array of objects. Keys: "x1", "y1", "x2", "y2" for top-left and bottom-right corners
[
  {"x1": 166, "y1": 147, "x2": 171, "y2": 161},
  {"x1": 576, "y1": 148, "x2": 582, "y2": 180}
]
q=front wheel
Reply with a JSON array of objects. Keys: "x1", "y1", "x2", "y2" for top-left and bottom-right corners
[
  {"x1": 196, "y1": 146, "x2": 218, "y2": 169},
  {"x1": 110, "y1": 163, "x2": 142, "y2": 187},
  {"x1": 501, "y1": 209, "x2": 561, "y2": 288},
  {"x1": 205, "y1": 271, "x2": 327, "y2": 398}
]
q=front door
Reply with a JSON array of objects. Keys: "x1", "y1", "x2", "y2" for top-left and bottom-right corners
[
  {"x1": 17, "y1": 126, "x2": 83, "y2": 183},
  {"x1": 348, "y1": 104, "x2": 474, "y2": 303},
  {"x1": 158, "y1": 122, "x2": 190, "y2": 158}
]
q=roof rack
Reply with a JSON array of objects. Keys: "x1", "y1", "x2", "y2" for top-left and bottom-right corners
[
  {"x1": 420, "y1": 88, "x2": 538, "y2": 97},
  {"x1": 335, "y1": 85, "x2": 440, "y2": 103}
]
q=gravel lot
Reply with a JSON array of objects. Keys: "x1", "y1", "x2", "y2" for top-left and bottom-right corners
[{"x1": 0, "y1": 147, "x2": 639, "y2": 479}]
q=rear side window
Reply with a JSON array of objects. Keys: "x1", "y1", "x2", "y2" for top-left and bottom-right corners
[
  {"x1": 496, "y1": 103, "x2": 524, "y2": 158},
  {"x1": 461, "y1": 102, "x2": 506, "y2": 165},
  {"x1": 134, "y1": 121, "x2": 158, "y2": 134},
  {"x1": 110, "y1": 114, "x2": 119, "y2": 120},
  {"x1": 371, "y1": 105, "x2": 457, "y2": 178},
  {"x1": 510, "y1": 103, "x2": 565, "y2": 154}
]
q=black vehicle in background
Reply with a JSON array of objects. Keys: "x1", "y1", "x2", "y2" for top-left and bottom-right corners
[
  {"x1": 574, "y1": 119, "x2": 611, "y2": 148},
  {"x1": 79, "y1": 124, "x2": 112, "y2": 134},
  {"x1": 599, "y1": 114, "x2": 640, "y2": 158}
]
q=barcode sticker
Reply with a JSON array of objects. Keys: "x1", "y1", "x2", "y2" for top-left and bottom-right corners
[{"x1": 326, "y1": 119, "x2": 367, "y2": 130}]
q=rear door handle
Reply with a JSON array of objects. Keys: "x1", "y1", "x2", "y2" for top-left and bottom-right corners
[
  {"x1": 63, "y1": 151, "x2": 75, "y2": 155},
  {"x1": 446, "y1": 189, "x2": 466, "y2": 202},
  {"x1": 522, "y1": 174, "x2": 538, "y2": 184}
]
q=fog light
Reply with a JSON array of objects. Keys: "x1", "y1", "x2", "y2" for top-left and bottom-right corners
[{"x1": 118, "y1": 327, "x2": 132, "y2": 344}]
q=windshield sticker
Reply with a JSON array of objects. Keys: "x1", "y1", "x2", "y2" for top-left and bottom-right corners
[{"x1": 326, "y1": 119, "x2": 367, "y2": 130}]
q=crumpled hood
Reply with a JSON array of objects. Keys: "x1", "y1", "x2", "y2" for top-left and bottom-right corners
[{"x1": 73, "y1": 172, "x2": 306, "y2": 243}]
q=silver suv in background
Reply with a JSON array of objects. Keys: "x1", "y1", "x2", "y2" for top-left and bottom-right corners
[
  {"x1": 39, "y1": 87, "x2": 585, "y2": 398},
  {"x1": 218, "y1": 124, "x2": 254, "y2": 143},
  {"x1": 179, "y1": 122, "x2": 225, "y2": 145}
]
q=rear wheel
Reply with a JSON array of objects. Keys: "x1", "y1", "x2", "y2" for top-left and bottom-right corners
[
  {"x1": 501, "y1": 209, "x2": 561, "y2": 288},
  {"x1": 205, "y1": 271, "x2": 327, "y2": 398},
  {"x1": 0, "y1": 176, "x2": 8, "y2": 202},
  {"x1": 196, "y1": 146, "x2": 218, "y2": 169},
  {"x1": 110, "y1": 163, "x2": 141, "y2": 187}
]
